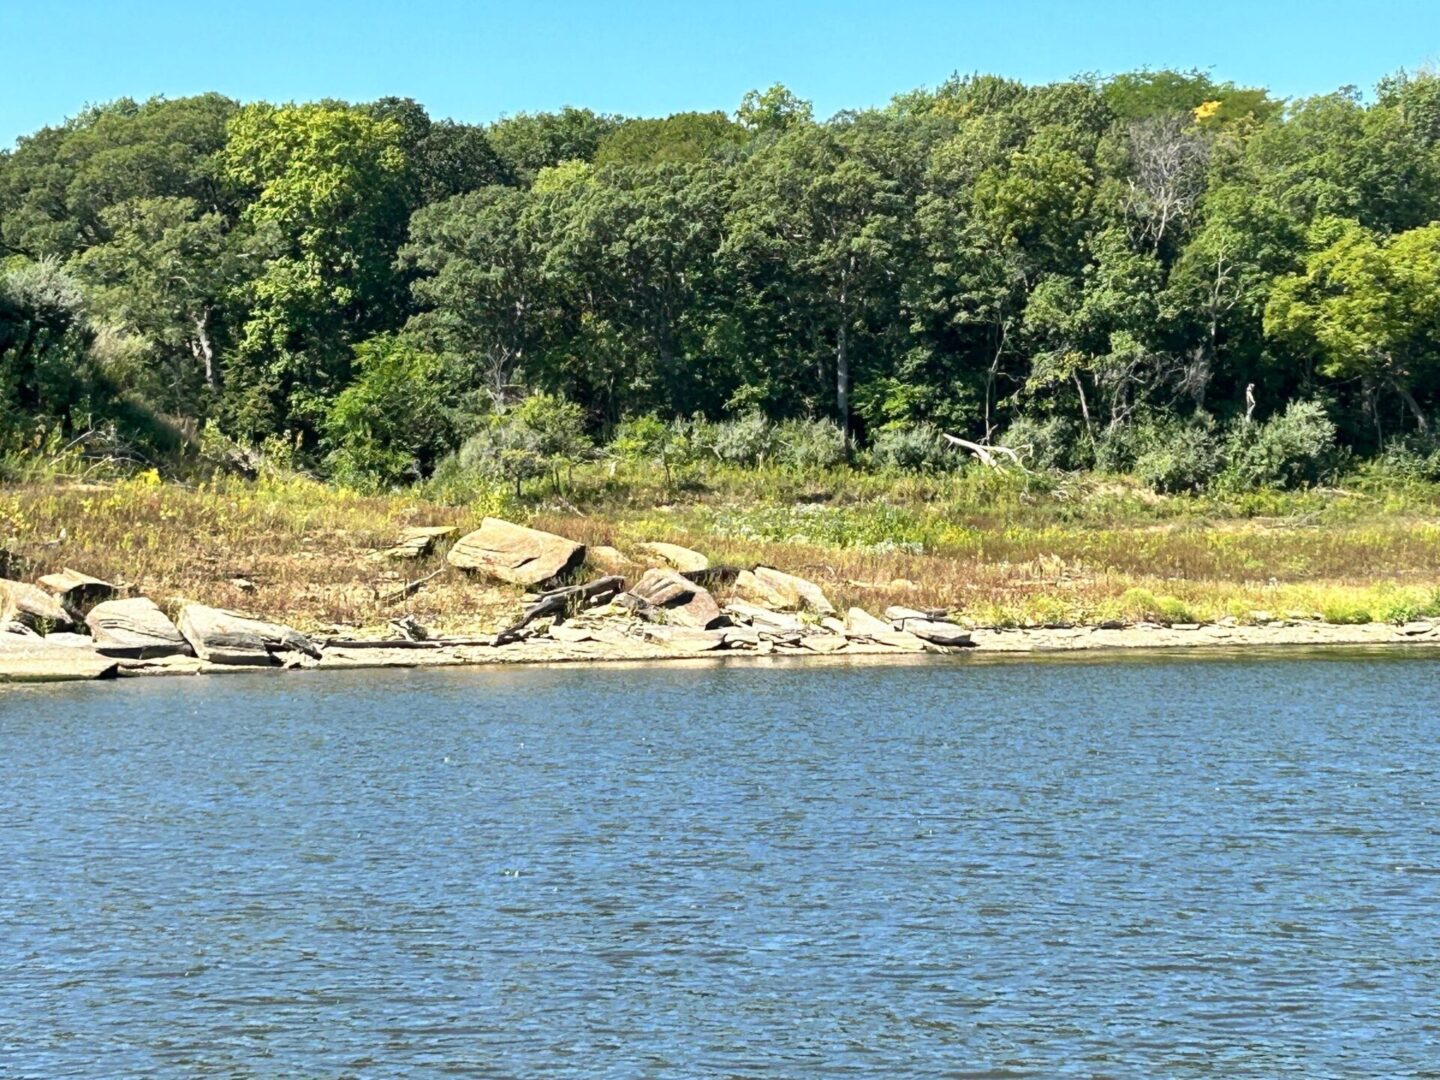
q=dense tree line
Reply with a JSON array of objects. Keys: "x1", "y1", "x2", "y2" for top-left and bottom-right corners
[{"x1": 5, "y1": 69, "x2": 1440, "y2": 489}]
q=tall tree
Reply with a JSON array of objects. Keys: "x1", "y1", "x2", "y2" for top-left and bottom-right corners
[
  {"x1": 220, "y1": 102, "x2": 411, "y2": 436},
  {"x1": 726, "y1": 122, "x2": 907, "y2": 434},
  {"x1": 1266, "y1": 217, "x2": 1440, "y2": 440}
]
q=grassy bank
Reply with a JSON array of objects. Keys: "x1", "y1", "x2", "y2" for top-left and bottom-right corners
[{"x1": 5, "y1": 462, "x2": 1440, "y2": 635}]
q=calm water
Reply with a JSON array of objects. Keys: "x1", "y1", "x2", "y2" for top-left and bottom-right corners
[{"x1": 2, "y1": 651, "x2": 1439, "y2": 1077}]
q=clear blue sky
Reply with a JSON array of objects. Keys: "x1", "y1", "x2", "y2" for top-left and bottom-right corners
[{"x1": 3, "y1": 0, "x2": 1438, "y2": 146}]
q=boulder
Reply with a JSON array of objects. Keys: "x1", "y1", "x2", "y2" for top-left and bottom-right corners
[
  {"x1": 0, "y1": 638, "x2": 118, "y2": 683},
  {"x1": 623, "y1": 568, "x2": 724, "y2": 629},
  {"x1": 548, "y1": 623, "x2": 595, "y2": 644},
  {"x1": 885, "y1": 605, "x2": 973, "y2": 647},
  {"x1": 845, "y1": 607, "x2": 892, "y2": 636},
  {"x1": 800, "y1": 633, "x2": 849, "y2": 654},
  {"x1": 752, "y1": 566, "x2": 836, "y2": 615},
  {"x1": 724, "y1": 600, "x2": 807, "y2": 633},
  {"x1": 841, "y1": 608, "x2": 931, "y2": 650},
  {"x1": 733, "y1": 569, "x2": 791, "y2": 608},
  {"x1": 177, "y1": 604, "x2": 321, "y2": 665},
  {"x1": 0, "y1": 579, "x2": 79, "y2": 632},
  {"x1": 37, "y1": 568, "x2": 120, "y2": 616},
  {"x1": 846, "y1": 610, "x2": 927, "y2": 650},
  {"x1": 589, "y1": 545, "x2": 640, "y2": 573},
  {"x1": 86, "y1": 597, "x2": 192, "y2": 659},
  {"x1": 640, "y1": 624, "x2": 727, "y2": 651},
  {"x1": 447, "y1": 518, "x2": 585, "y2": 587},
  {"x1": 377, "y1": 525, "x2": 457, "y2": 560},
  {"x1": 636, "y1": 542, "x2": 710, "y2": 573}
]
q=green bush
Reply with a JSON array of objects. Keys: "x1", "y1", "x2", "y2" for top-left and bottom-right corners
[
  {"x1": 322, "y1": 335, "x2": 462, "y2": 491},
  {"x1": 1001, "y1": 415, "x2": 1079, "y2": 471},
  {"x1": 441, "y1": 392, "x2": 590, "y2": 496},
  {"x1": 610, "y1": 414, "x2": 695, "y2": 485},
  {"x1": 1133, "y1": 419, "x2": 1222, "y2": 494},
  {"x1": 1222, "y1": 400, "x2": 1338, "y2": 490},
  {"x1": 776, "y1": 417, "x2": 846, "y2": 470},
  {"x1": 1352, "y1": 436, "x2": 1440, "y2": 487},
  {"x1": 869, "y1": 423, "x2": 956, "y2": 473},
  {"x1": 698, "y1": 410, "x2": 779, "y2": 467}
]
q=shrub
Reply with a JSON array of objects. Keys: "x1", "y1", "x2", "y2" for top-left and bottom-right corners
[
  {"x1": 610, "y1": 414, "x2": 695, "y2": 486},
  {"x1": 1319, "y1": 596, "x2": 1373, "y2": 625},
  {"x1": 1133, "y1": 419, "x2": 1222, "y2": 494},
  {"x1": 1352, "y1": 436, "x2": 1440, "y2": 487},
  {"x1": 699, "y1": 410, "x2": 779, "y2": 467},
  {"x1": 442, "y1": 392, "x2": 590, "y2": 496},
  {"x1": 869, "y1": 423, "x2": 955, "y2": 473},
  {"x1": 1119, "y1": 587, "x2": 1196, "y2": 624},
  {"x1": 322, "y1": 335, "x2": 461, "y2": 491},
  {"x1": 1093, "y1": 424, "x2": 1144, "y2": 473},
  {"x1": 1222, "y1": 401, "x2": 1337, "y2": 490},
  {"x1": 1001, "y1": 415, "x2": 1079, "y2": 472},
  {"x1": 776, "y1": 417, "x2": 846, "y2": 470}
]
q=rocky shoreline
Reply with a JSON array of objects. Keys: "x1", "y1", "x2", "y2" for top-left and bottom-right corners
[{"x1": 5, "y1": 516, "x2": 1440, "y2": 685}]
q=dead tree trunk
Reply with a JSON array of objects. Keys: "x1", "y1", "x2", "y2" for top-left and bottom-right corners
[{"x1": 493, "y1": 576, "x2": 626, "y2": 645}]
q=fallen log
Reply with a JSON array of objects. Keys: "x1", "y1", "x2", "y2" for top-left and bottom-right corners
[
  {"x1": 494, "y1": 575, "x2": 626, "y2": 645},
  {"x1": 942, "y1": 433, "x2": 1022, "y2": 469},
  {"x1": 379, "y1": 569, "x2": 443, "y2": 605},
  {"x1": 323, "y1": 638, "x2": 495, "y2": 650}
]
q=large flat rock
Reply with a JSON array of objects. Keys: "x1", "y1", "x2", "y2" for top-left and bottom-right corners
[
  {"x1": 38, "y1": 568, "x2": 120, "y2": 616},
  {"x1": 87, "y1": 597, "x2": 192, "y2": 659},
  {"x1": 636, "y1": 542, "x2": 709, "y2": 573},
  {"x1": 885, "y1": 605, "x2": 972, "y2": 647},
  {"x1": 177, "y1": 604, "x2": 321, "y2": 665},
  {"x1": 752, "y1": 566, "x2": 836, "y2": 615},
  {"x1": 0, "y1": 578, "x2": 79, "y2": 632},
  {"x1": 376, "y1": 526, "x2": 457, "y2": 560},
  {"x1": 624, "y1": 568, "x2": 724, "y2": 629},
  {"x1": 447, "y1": 518, "x2": 585, "y2": 587},
  {"x1": 0, "y1": 637, "x2": 118, "y2": 682}
]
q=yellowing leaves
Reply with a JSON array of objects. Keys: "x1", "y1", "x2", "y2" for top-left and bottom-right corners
[{"x1": 1193, "y1": 100, "x2": 1223, "y2": 124}]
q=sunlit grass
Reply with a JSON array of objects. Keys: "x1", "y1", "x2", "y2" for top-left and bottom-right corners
[{"x1": 5, "y1": 459, "x2": 1440, "y2": 634}]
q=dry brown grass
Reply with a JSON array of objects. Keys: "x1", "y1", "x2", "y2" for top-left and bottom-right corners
[
  {"x1": 4, "y1": 470, "x2": 1440, "y2": 635},
  {"x1": 0, "y1": 476, "x2": 514, "y2": 635}
]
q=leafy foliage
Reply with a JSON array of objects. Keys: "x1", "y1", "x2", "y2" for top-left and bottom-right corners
[{"x1": 5, "y1": 69, "x2": 1440, "y2": 491}]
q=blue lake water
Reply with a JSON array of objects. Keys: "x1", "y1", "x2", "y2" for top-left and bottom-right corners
[{"x1": 2, "y1": 651, "x2": 1439, "y2": 1077}]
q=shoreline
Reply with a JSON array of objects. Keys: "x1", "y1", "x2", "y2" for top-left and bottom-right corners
[{"x1": 51, "y1": 616, "x2": 1440, "y2": 683}]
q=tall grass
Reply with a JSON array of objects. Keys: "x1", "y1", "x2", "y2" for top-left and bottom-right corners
[{"x1": 5, "y1": 454, "x2": 1440, "y2": 633}]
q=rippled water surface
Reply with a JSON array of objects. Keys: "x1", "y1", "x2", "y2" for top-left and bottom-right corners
[{"x1": 3, "y1": 652, "x2": 1440, "y2": 1077}]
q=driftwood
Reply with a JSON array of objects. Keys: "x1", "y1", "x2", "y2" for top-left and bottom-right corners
[
  {"x1": 494, "y1": 575, "x2": 626, "y2": 645},
  {"x1": 943, "y1": 433, "x2": 1022, "y2": 469},
  {"x1": 323, "y1": 637, "x2": 494, "y2": 650},
  {"x1": 379, "y1": 569, "x2": 443, "y2": 605}
]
